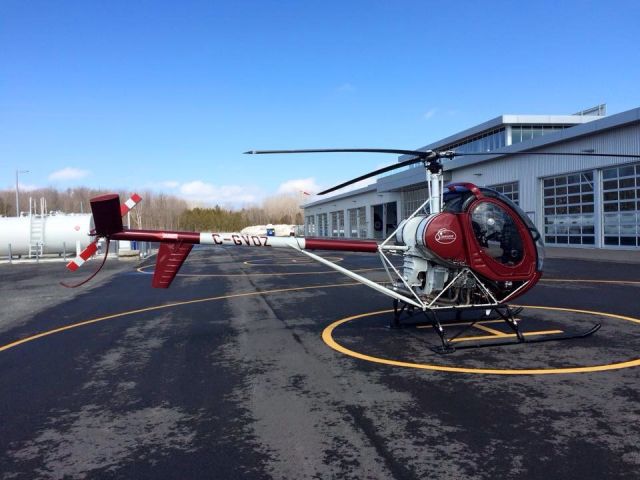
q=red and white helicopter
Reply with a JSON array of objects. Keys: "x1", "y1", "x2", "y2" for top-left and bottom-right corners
[{"x1": 65, "y1": 148, "x2": 639, "y2": 352}]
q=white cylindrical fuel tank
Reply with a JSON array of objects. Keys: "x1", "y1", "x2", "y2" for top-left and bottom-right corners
[
  {"x1": 0, "y1": 217, "x2": 30, "y2": 255},
  {"x1": 0, "y1": 214, "x2": 94, "y2": 256},
  {"x1": 41, "y1": 214, "x2": 94, "y2": 254}
]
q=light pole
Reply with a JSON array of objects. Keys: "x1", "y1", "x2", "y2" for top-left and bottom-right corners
[{"x1": 15, "y1": 169, "x2": 29, "y2": 216}]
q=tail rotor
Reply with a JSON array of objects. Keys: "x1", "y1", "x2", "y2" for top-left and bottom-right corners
[{"x1": 62, "y1": 193, "x2": 141, "y2": 287}]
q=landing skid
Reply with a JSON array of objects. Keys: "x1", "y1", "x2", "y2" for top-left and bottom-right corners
[
  {"x1": 391, "y1": 300, "x2": 601, "y2": 354},
  {"x1": 449, "y1": 323, "x2": 601, "y2": 351}
]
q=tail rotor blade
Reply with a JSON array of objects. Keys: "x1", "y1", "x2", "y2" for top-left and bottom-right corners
[
  {"x1": 120, "y1": 193, "x2": 142, "y2": 216},
  {"x1": 66, "y1": 240, "x2": 99, "y2": 271},
  {"x1": 61, "y1": 240, "x2": 111, "y2": 288}
]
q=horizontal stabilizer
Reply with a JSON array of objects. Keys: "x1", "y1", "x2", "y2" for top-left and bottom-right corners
[{"x1": 152, "y1": 242, "x2": 193, "y2": 288}]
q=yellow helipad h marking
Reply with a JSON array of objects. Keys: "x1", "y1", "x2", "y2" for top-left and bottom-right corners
[
  {"x1": 0, "y1": 282, "x2": 360, "y2": 353},
  {"x1": 322, "y1": 307, "x2": 640, "y2": 375},
  {"x1": 472, "y1": 323, "x2": 509, "y2": 337},
  {"x1": 451, "y1": 329, "x2": 563, "y2": 343},
  {"x1": 416, "y1": 319, "x2": 505, "y2": 329}
]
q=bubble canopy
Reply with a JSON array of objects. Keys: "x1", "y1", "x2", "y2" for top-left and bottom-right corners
[{"x1": 442, "y1": 184, "x2": 545, "y2": 272}]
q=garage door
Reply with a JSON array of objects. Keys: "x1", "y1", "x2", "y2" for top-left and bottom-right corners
[
  {"x1": 602, "y1": 163, "x2": 640, "y2": 247},
  {"x1": 543, "y1": 171, "x2": 595, "y2": 246}
]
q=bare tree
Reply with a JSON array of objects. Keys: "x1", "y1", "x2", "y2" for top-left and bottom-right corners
[{"x1": 0, "y1": 187, "x2": 303, "y2": 231}]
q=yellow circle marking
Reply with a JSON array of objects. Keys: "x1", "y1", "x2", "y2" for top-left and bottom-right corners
[
  {"x1": 136, "y1": 265, "x2": 382, "y2": 277},
  {"x1": 322, "y1": 305, "x2": 640, "y2": 375},
  {"x1": 541, "y1": 278, "x2": 640, "y2": 286},
  {"x1": 135, "y1": 266, "x2": 639, "y2": 284},
  {"x1": 0, "y1": 282, "x2": 359, "y2": 353}
]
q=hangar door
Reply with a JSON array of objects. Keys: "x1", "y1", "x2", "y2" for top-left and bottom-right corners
[
  {"x1": 602, "y1": 163, "x2": 640, "y2": 247},
  {"x1": 543, "y1": 171, "x2": 595, "y2": 246},
  {"x1": 371, "y1": 202, "x2": 397, "y2": 239}
]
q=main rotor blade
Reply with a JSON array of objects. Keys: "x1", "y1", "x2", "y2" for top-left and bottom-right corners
[
  {"x1": 453, "y1": 151, "x2": 640, "y2": 158},
  {"x1": 245, "y1": 148, "x2": 640, "y2": 159},
  {"x1": 245, "y1": 148, "x2": 431, "y2": 157},
  {"x1": 245, "y1": 147, "x2": 640, "y2": 196},
  {"x1": 318, "y1": 157, "x2": 423, "y2": 195}
]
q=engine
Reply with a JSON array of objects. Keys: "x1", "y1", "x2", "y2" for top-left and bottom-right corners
[{"x1": 395, "y1": 214, "x2": 473, "y2": 302}]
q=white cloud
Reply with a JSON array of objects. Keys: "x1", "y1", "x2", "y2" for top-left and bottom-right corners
[
  {"x1": 277, "y1": 177, "x2": 323, "y2": 195},
  {"x1": 160, "y1": 180, "x2": 179, "y2": 188},
  {"x1": 423, "y1": 108, "x2": 438, "y2": 120},
  {"x1": 179, "y1": 180, "x2": 258, "y2": 206},
  {"x1": 48, "y1": 167, "x2": 90, "y2": 181}
]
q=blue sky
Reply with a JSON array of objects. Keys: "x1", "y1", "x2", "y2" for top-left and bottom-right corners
[{"x1": 2, "y1": 0, "x2": 639, "y2": 207}]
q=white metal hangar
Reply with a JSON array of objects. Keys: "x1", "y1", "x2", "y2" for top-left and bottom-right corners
[{"x1": 302, "y1": 105, "x2": 640, "y2": 249}]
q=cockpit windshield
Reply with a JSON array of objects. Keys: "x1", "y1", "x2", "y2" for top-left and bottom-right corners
[
  {"x1": 471, "y1": 202, "x2": 524, "y2": 265},
  {"x1": 443, "y1": 184, "x2": 545, "y2": 271}
]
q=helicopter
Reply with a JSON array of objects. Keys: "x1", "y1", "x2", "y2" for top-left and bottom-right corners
[{"x1": 64, "y1": 148, "x2": 640, "y2": 352}]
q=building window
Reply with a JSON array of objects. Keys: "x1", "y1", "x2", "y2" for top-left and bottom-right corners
[
  {"x1": 348, "y1": 208, "x2": 358, "y2": 237},
  {"x1": 358, "y1": 207, "x2": 367, "y2": 238},
  {"x1": 330, "y1": 210, "x2": 345, "y2": 237},
  {"x1": 317, "y1": 213, "x2": 328, "y2": 237},
  {"x1": 347, "y1": 207, "x2": 367, "y2": 238},
  {"x1": 602, "y1": 163, "x2": 640, "y2": 247},
  {"x1": 445, "y1": 127, "x2": 506, "y2": 154},
  {"x1": 543, "y1": 171, "x2": 595, "y2": 246},
  {"x1": 511, "y1": 125, "x2": 570, "y2": 145},
  {"x1": 305, "y1": 215, "x2": 316, "y2": 236},
  {"x1": 489, "y1": 181, "x2": 519, "y2": 205},
  {"x1": 402, "y1": 187, "x2": 429, "y2": 219}
]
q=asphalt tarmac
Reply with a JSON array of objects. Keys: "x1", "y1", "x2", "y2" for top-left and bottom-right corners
[{"x1": 1, "y1": 247, "x2": 639, "y2": 479}]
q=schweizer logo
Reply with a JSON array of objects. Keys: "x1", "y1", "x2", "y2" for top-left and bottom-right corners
[{"x1": 435, "y1": 228, "x2": 457, "y2": 244}]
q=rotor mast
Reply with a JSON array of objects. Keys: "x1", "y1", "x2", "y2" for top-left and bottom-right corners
[{"x1": 422, "y1": 153, "x2": 447, "y2": 214}]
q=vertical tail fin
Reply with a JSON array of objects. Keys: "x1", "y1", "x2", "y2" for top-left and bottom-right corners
[{"x1": 152, "y1": 242, "x2": 193, "y2": 288}]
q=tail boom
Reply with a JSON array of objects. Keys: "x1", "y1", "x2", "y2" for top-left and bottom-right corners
[
  {"x1": 89, "y1": 193, "x2": 379, "y2": 289},
  {"x1": 116, "y1": 230, "x2": 377, "y2": 289},
  {"x1": 110, "y1": 229, "x2": 378, "y2": 253}
]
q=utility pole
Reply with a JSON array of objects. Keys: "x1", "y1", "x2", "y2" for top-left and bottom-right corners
[{"x1": 15, "y1": 169, "x2": 29, "y2": 216}]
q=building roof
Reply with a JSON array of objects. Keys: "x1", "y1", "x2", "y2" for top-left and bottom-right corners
[
  {"x1": 406, "y1": 114, "x2": 600, "y2": 155},
  {"x1": 304, "y1": 106, "x2": 640, "y2": 206},
  {"x1": 444, "y1": 106, "x2": 640, "y2": 171}
]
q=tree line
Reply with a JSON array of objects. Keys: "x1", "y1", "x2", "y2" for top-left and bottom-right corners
[{"x1": 0, "y1": 187, "x2": 304, "y2": 232}]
